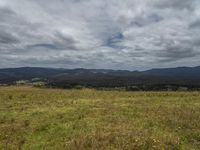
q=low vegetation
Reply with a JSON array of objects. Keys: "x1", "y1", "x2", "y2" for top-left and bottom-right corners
[{"x1": 0, "y1": 86, "x2": 200, "y2": 149}]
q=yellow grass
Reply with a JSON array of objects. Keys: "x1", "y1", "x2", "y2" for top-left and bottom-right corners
[{"x1": 0, "y1": 86, "x2": 200, "y2": 149}]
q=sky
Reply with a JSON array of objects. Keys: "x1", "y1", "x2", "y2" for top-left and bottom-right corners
[{"x1": 0, "y1": 0, "x2": 200, "y2": 70}]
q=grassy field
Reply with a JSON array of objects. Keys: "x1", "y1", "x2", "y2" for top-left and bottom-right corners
[{"x1": 0, "y1": 87, "x2": 200, "y2": 150}]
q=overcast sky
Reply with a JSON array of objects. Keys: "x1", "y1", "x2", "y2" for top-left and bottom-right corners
[{"x1": 0, "y1": 0, "x2": 200, "y2": 70}]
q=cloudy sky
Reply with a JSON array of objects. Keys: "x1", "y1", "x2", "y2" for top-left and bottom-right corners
[{"x1": 0, "y1": 0, "x2": 200, "y2": 70}]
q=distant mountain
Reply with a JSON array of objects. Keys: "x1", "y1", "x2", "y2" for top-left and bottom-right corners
[
  {"x1": 144, "y1": 66, "x2": 200, "y2": 79},
  {"x1": 0, "y1": 67, "x2": 65, "y2": 83},
  {"x1": 0, "y1": 66, "x2": 200, "y2": 89}
]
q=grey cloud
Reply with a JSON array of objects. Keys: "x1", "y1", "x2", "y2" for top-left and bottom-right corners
[
  {"x1": 155, "y1": 0, "x2": 195, "y2": 10},
  {"x1": 26, "y1": 44, "x2": 59, "y2": 50},
  {"x1": 130, "y1": 14, "x2": 163, "y2": 28},
  {"x1": 189, "y1": 20, "x2": 200, "y2": 29},
  {"x1": 156, "y1": 46, "x2": 198, "y2": 62},
  {"x1": 0, "y1": 29, "x2": 20, "y2": 44},
  {"x1": 0, "y1": 0, "x2": 200, "y2": 70},
  {"x1": 0, "y1": 7, "x2": 16, "y2": 21},
  {"x1": 26, "y1": 32, "x2": 78, "y2": 51},
  {"x1": 52, "y1": 31, "x2": 79, "y2": 50}
]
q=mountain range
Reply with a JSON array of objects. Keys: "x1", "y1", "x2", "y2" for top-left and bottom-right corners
[{"x1": 0, "y1": 66, "x2": 200, "y2": 90}]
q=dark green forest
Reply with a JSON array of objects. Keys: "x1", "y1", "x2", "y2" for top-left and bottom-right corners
[{"x1": 1, "y1": 67, "x2": 200, "y2": 91}]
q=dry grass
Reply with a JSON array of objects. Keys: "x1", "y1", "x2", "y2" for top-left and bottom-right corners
[{"x1": 0, "y1": 86, "x2": 200, "y2": 149}]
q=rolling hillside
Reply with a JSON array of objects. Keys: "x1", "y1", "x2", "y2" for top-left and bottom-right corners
[{"x1": 0, "y1": 66, "x2": 200, "y2": 89}]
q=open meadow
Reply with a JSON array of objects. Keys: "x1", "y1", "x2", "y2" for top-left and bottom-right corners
[{"x1": 0, "y1": 86, "x2": 200, "y2": 150}]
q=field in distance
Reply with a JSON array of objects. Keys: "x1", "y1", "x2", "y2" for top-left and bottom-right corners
[{"x1": 0, "y1": 86, "x2": 200, "y2": 150}]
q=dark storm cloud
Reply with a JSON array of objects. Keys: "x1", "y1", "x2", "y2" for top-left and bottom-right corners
[{"x1": 0, "y1": 0, "x2": 199, "y2": 70}]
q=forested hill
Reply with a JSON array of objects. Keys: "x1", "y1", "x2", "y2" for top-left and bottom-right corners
[{"x1": 0, "y1": 66, "x2": 200, "y2": 90}]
